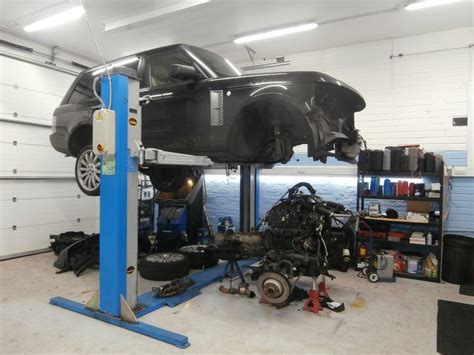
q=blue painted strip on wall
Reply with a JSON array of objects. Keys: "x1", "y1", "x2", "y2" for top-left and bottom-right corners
[
  {"x1": 280, "y1": 153, "x2": 349, "y2": 167},
  {"x1": 442, "y1": 151, "x2": 467, "y2": 167},
  {"x1": 204, "y1": 150, "x2": 473, "y2": 238},
  {"x1": 283, "y1": 151, "x2": 467, "y2": 168}
]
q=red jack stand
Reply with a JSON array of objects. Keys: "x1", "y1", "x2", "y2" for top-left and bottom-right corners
[{"x1": 303, "y1": 277, "x2": 329, "y2": 314}]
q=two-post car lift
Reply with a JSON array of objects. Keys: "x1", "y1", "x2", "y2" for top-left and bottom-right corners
[{"x1": 49, "y1": 70, "x2": 256, "y2": 348}]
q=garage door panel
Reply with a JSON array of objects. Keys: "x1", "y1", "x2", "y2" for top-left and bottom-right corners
[
  {"x1": 0, "y1": 143, "x2": 75, "y2": 177},
  {"x1": 0, "y1": 122, "x2": 53, "y2": 145},
  {"x1": 0, "y1": 121, "x2": 75, "y2": 178},
  {"x1": 0, "y1": 179, "x2": 88, "y2": 199},
  {"x1": 0, "y1": 219, "x2": 98, "y2": 257},
  {"x1": 0, "y1": 56, "x2": 74, "y2": 97},
  {"x1": 0, "y1": 84, "x2": 60, "y2": 124},
  {"x1": 1, "y1": 199, "x2": 98, "y2": 227},
  {"x1": 0, "y1": 179, "x2": 98, "y2": 257},
  {"x1": 0, "y1": 55, "x2": 97, "y2": 257}
]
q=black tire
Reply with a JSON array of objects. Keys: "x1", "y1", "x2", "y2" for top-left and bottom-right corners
[
  {"x1": 179, "y1": 245, "x2": 219, "y2": 269},
  {"x1": 139, "y1": 253, "x2": 190, "y2": 281},
  {"x1": 75, "y1": 145, "x2": 100, "y2": 196}
]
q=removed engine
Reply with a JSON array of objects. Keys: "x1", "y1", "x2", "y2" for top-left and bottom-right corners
[{"x1": 253, "y1": 182, "x2": 355, "y2": 307}]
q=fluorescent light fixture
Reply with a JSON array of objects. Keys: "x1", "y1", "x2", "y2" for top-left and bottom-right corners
[
  {"x1": 405, "y1": 0, "x2": 458, "y2": 10},
  {"x1": 234, "y1": 22, "x2": 318, "y2": 44},
  {"x1": 92, "y1": 57, "x2": 139, "y2": 76},
  {"x1": 104, "y1": 0, "x2": 210, "y2": 31},
  {"x1": 24, "y1": 6, "x2": 85, "y2": 32}
]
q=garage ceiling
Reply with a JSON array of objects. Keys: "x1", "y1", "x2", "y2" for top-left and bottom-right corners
[{"x1": 1, "y1": 0, "x2": 473, "y2": 64}]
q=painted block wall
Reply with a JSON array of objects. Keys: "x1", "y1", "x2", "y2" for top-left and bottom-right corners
[
  {"x1": 204, "y1": 172, "x2": 473, "y2": 238},
  {"x1": 229, "y1": 27, "x2": 474, "y2": 237},
  {"x1": 236, "y1": 27, "x2": 473, "y2": 153}
]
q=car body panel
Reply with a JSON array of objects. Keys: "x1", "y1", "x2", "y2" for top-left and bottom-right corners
[{"x1": 50, "y1": 44, "x2": 366, "y2": 165}]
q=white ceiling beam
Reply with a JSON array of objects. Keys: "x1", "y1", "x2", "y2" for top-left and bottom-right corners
[{"x1": 103, "y1": 0, "x2": 210, "y2": 32}]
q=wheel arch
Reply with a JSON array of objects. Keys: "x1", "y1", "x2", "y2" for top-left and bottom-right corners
[
  {"x1": 227, "y1": 93, "x2": 309, "y2": 161},
  {"x1": 68, "y1": 124, "x2": 92, "y2": 158}
]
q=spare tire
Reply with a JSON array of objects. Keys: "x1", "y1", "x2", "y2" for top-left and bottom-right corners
[
  {"x1": 139, "y1": 253, "x2": 189, "y2": 281},
  {"x1": 179, "y1": 245, "x2": 219, "y2": 269}
]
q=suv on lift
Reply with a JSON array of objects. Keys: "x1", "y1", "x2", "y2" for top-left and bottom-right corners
[{"x1": 50, "y1": 44, "x2": 365, "y2": 196}]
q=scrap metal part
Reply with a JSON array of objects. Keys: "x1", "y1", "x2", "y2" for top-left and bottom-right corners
[
  {"x1": 152, "y1": 277, "x2": 196, "y2": 298},
  {"x1": 50, "y1": 232, "x2": 99, "y2": 276}
]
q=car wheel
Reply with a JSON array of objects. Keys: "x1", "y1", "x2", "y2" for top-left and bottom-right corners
[
  {"x1": 75, "y1": 145, "x2": 100, "y2": 196},
  {"x1": 179, "y1": 245, "x2": 219, "y2": 269},
  {"x1": 139, "y1": 253, "x2": 190, "y2": 281},
  {"x1": 148, "y1": 166, "x2": 188, "y2": 192}
]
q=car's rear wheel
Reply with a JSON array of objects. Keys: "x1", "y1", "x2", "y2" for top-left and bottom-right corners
[{"x1": 75, "y1": 145, "x2": 100, "y2": 196}]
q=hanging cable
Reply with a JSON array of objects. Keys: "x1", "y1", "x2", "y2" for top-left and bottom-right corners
[{"x1": 79, "y1": 0, "x2": 112, "y2": 110}]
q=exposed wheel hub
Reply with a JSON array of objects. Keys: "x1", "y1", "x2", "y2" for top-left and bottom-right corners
[{"x1": 256, "y1": 271, "x2": 292, "y2": 306}]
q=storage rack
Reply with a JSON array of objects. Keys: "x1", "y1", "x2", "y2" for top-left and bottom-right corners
[{"x1": 355, "y1": 164, "x2": 447, "y2": 283}]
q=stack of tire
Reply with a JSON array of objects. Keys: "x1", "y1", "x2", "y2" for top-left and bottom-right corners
[{"x1": 139, "y1": 245, "x2": 219, "y2": 281}]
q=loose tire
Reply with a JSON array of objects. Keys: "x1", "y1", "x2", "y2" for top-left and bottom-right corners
[
  {"x1": 139, "y1": 253, "x2": 190, "y2": 281},
  {"x1": 179, "y1": 245, "x2": 219, "y2": 269},
  {"x1": 75, "y1": 145, "x2": 100, "y2": 196}
]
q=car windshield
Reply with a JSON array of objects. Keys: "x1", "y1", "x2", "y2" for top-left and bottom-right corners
[{"x1": 185, "y1": 46, "x2": 241, "y2": 78}]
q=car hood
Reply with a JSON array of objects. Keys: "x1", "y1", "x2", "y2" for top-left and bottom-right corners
[{"x1": 210, "y1": 71, "x2": 366, "y2": 111}]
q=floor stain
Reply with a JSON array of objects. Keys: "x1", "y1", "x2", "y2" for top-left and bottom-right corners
[{"x1": 350, "y1": 296, "x2": 366, "y2": 309}]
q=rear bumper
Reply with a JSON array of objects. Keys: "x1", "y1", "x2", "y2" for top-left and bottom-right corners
[{"x1": 49, "y1": 132, "x2": 70, "y2": 155}]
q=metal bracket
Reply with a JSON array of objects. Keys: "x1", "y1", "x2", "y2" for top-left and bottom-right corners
[
  {"x1": 85, "y1": 290, "x2": 99, "y2": 311},
  {"x1": 142, "y1": 148, "x2": 213, "y2": 167},
  {"x1": 120, "y1": 295, "x2": 138, "y2": 324}
]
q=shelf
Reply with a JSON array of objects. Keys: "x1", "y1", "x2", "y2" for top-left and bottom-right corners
[
  {"x1": 362, "y1": 216, "x2": 438, "y2": 226},
  {"x1": 357, "y1": 237, "x2": 440, "y2": 251},
  {"x1": 394, "y1": 271, "x2": 439, "y2": 283},
  {"x1": 359, "y1": 194, "x2": 439, "y2": 201},
  {"x1": 360, "y1": 170, "x2": 440, "y2": 177}
]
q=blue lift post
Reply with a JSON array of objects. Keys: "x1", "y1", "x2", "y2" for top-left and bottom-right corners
[
  {"x1": 49, "y1": 72, "x2": 256, "y2": 349},
  {"x1": 50, "y1": 72, "x2": 191, "y2": 348}
]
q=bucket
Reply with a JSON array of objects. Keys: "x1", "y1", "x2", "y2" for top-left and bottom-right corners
[{"x1": 442, "y1": 234, "x2": 474, "y2": 284}]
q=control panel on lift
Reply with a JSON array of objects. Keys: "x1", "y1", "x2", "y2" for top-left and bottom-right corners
[{"x1": 92, "y1": 109, "x2": 116, "y2": 156}]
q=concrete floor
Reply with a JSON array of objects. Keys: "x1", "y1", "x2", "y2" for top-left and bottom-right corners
[{"x1": 1, "y1": 252, "x2": 472, "y2": 354}]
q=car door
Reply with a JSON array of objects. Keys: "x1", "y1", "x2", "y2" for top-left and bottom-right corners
[{"x1": 140, "y1": 48, "x2": 210, "y2": 155}]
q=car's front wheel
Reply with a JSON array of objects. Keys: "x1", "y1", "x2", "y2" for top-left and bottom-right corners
[{"x1": 75, "y1": 145, "x2": 100, "y2": 196}]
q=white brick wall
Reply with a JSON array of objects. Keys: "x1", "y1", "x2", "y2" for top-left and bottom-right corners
[{"x1": 236, "y1": 27, "x2": 473, "y2": 153}]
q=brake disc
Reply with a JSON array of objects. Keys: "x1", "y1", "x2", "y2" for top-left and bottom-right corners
[{"x1": 256, "y1": 271, "x2": 292, "y2": 307}]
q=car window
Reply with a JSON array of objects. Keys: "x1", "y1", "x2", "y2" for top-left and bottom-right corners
[
  {"x1": 186, "y1": 46, "x2": 241, "y2": 77},
  {"x1": 147, "y1": 50, "x2": 194, "y2": 87},
  {"x1": 66, "y1": 58, "x2": 141, "y2": 104}
]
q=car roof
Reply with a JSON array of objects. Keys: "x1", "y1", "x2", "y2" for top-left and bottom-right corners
[{"x1": 135, "y1": 43, "x2": 187, "y2": 57}]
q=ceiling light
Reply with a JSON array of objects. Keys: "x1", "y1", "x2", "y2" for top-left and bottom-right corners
[
  {"x1": 24, "y1": 6, "x2": 85, "y2": 32},
  {"x1": 92, "y1": 57, "x2": 139, "y2": 76},
  {"x1": 233, "y1": 22, "x2": 318, "y2": 44},
  {"x1": 104, "y1": 0, "x2": 210, "y2": 32},
  {"x1": 405, "y1": 0, "x2": 458, "y2": 11}
]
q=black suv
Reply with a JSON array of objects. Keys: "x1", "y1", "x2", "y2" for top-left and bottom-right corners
[{"x1": 50, "y1": 44, "x2": 365, "y2": 195}]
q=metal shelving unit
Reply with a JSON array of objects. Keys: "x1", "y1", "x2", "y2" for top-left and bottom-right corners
[{"x1": 356, "y1": 164, "x2": 447, "y2": 283}]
